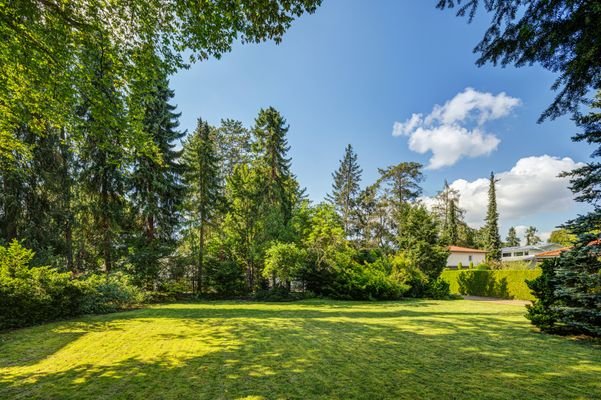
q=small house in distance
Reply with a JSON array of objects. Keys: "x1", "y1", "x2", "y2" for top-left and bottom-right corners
[
  {"x1": 501, "y1": 243, "x2": 564, "y2": 264},
  {"x1": 447, "y1": 246, "x2": 486, "y2": 269}
]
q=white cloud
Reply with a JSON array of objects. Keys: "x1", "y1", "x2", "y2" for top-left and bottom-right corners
[
  {"x1": 439, "y1": 155, "x2": 583, "y2": 227},
  {"x1": 392, "y1": 88, "x2": 520, "y2": 169}
]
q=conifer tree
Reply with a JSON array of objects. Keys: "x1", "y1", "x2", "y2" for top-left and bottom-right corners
[
  {"x1": 505, "y1": 226, "x2": 520, "y2": 247},
  {"x1": 327, "y1": 144, "x2": 362, "y2": 238},
  {"x1": 76, "y1": 43, "x2": 129, "y2": 272},
  {"x1": 182, "y1": 119, "x2": 223, "y2": 293},
  {"x1": 253, "y1": 107, "x2": 295, "y2": 221},
  {"x1": 525, "y1": 226, "x2": 541, "y2": 246},
  {"x1": 484, "y1": 172, "x2": 501, "y2": 262},
  {"x1": 433, "y1": 180, "x2": 464, "y2": 245},
  {"x1": 129, "y1": 66, "x2": 185, "y2": 285}
]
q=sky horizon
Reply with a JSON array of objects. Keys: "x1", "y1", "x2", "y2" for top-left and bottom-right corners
[{"x1": 170, "y1": 0, "x2": 592, "y2": 244}]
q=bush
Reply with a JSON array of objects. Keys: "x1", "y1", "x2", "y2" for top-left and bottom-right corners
[
  {"x1": 0, "y1": 241, "x2": 143, "y2": 330},
  {"x1": 390, "y1": 253, "x2": 428, "y2": 298},
  {"x1": 0, "y1": 241, "x2": 83, "y2": 329},
  {"x1": 457, "y1": 262, "x2": 463, "y2": 270},
  {"x1": 426, "y1": 278, "x2": 451, "y2": 299},
  {"x1": 525, "y1": 259, "x2": 562, "y2": 333},
  {"x1": 77, "y1": 272, "x2": 144, "y2": 314},
  {"x1": 469, "y1": 261, "x2": 474, "y2": 269},
  {"x1": 206, "y1": 259, "x2": 246, "y2": 297},
  {"x1": 441, "y1": 269, "x2": 542, "y2": 300}
]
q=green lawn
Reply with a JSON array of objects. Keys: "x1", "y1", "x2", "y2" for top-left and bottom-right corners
[{"x1": 1, "y1": 300, "x2": 599, "y2": 400}]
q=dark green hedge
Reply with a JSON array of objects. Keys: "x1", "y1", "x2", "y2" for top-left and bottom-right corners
[{"x1": 441, "y1": 269, "x2": 541, "y2": 300}]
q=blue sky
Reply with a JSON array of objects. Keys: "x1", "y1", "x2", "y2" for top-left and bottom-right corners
[{"x1": 171, "y1": 0, "x2": 592, "y2": 243}]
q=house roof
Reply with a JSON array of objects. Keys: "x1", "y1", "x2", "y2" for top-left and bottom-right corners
[
  {"x1": 535, "y1": 247, "x2": 571, "y2": 259},
  {"x1": 448, "y1": 245, "x2": 487, "y2": 254},
  {"x1": 501, "y1": 243, "x2": 563, "y2": 253}
]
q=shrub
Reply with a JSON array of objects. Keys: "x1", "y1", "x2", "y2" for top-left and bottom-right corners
[
  {"x1": 457, "y1": 262, "x2": 463, "y2": 270},
  {"x1": 0, "y1": 241, "x2": 83, "y2": 329},
  {"x1": 426, "y1": 278, "x2": 451, "y2": 299},
  {"x1": 390, "y1": 253, "x2": 428, "y2": 297},
  {"x1": 0, "y1": 241, "x2": 143, "y2": 330},
  {"x1": 77, "y1": 273, "x2": 144, "y2": 314},
  {"x1": 469, "y1": 261, "x2": 474, "y2": 269},
  {"x1": 440, "y1": 269, "x2": 542, "y2": 300},
  {"x1": 525, "y1": 259, "x2": 562, "y2": 333}
]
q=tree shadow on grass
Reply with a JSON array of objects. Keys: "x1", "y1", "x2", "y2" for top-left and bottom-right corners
[{"x1": 1, "y1": 303, "x2": 600, "y2": 399}]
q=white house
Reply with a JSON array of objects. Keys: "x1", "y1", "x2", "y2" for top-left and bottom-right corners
[
  {"x1": 500, "y1": 243, "x2": 564, "y2": 263},
  {"x1": 447, "y1": 246, "x2": 486, "y2": 269}
]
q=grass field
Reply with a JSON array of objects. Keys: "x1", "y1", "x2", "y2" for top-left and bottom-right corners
[{"x1": 1, "y1": 299, "x2": 599, "y2": 400}]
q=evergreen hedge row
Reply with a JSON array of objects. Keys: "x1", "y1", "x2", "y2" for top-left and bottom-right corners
[{"x1": 441, "y1": 269, "x2": 541, "y2": 300}]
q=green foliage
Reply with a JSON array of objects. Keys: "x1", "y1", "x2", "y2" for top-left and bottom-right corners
[
  {"x1": 525, "y1": 226, "x2": 542, "y2": 246},
  {"x1": 441, "y1": 269, "x2": 542, "y2": 300},
  {"x1": 437, "y1": 0, "x2": 601, "y2": 122},
  {"x1": 432, "y1": 180, "x2": 464, "y2": 245},
  {"x1": 526, "y1": 259, "x2": 562, "y2": 333},
  {"x1": 484, "y1": 172, "x2": 501, "y2": 262},
  {"x1": 263, "y1": 242, "x2": 307, "y2": 286},
  {"x1": 426, "y1": 278, "x2": 452, "y2": 300},
  {"x1": 0, "y1": 1, "x2": 322, "y2": 164},
  {"x1": 182, "y1": 118, "x2": 223, "y2": 293},
  {"x1": 505, "y1": 226, "x2": 520, "y2": 247},
  {"x1": 327, "y1": 144, "x2": 362, "y2": 237},
  {"x1": 0, "y1": 241, "x2": 141, "y2": 329},
  {"x1": 397, "y1": 204, "x2": 449, "y2": 281},
  {"x1": 77, "y1": 273, "x2": 144, "y2": 314},
  {"x1": 548, "y1": 229, "x2": 577, "y2": 247}
]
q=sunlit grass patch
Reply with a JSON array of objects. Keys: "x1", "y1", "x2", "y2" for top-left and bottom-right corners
[{"x1": 0, "y1": 299, "x2": 599, "y2": 399}]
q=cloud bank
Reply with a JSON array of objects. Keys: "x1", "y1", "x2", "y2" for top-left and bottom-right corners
[
  {"x1": 426, "y1": 155, "x2": 583, "y2": 228},
  {"x1": 392, "y1": 88, "x2": 520, "y2": 169}
]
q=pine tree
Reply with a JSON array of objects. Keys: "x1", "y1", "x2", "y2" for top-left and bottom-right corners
[
  {"x1": 484, "y1": 172, "x2": 501, "y2": 262},
  {"x1": 327, "y1": 144, "x2": 362, "y2": 238},
  {"x1": 129, "y1": 67, "x2": 185, "y2": 286},
  {"x1": 525, "y1": 226, "x2": 541, "y2": 246},
  {"x1": 505, "y1": 226, "x2": 520, "y2": 247},
  {"x1": 182, "y1": 118, "x2": 223, "y2": 294}
]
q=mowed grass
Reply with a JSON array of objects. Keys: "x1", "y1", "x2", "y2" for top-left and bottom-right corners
[{"x1": 1, "y1": 300, "x2": 599, "y2": 400}]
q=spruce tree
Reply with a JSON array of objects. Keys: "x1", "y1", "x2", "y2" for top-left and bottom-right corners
[
  {"x1": 505, "y1": 227, "x2": 520, "y2": 247},
  {"x1": 182, "y1": 118, "x2": 223, "y2": 294},
  {"x1": 129, "y1": 67, "x2": 185, "y2": 286},
  {"x1": 327, "y1": 144, "x2": 362, "y2": 238},
  {"x1": 76, "y1": 43, "x2": 129, "y2": 273},
  {"x1": 484, "y1": 172, "x2": 501, "y2": 262}
]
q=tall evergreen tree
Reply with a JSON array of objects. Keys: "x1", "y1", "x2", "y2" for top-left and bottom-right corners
[
  {"x1": 433, "y1": 180, "x2": 464, "y2": 245},
  {"x1": 505, "y1": 226, "x2": 520, "y2": 247},
  {"x1": 525, "y1": 226, "x2": 541, "y2": 246},
  {"x1": 253, "y1": 107, "x2": 295, "y2": 221},
  {"x1": 182, "y1": 119, "x2": 223, "y2": 293},
  {"x1": 214, "y1": 119, "x2": 252, "y2": 180},
  {"x1": 76, "y1": 42, "x2": 129, "y2": 272},
  {"x1": 484, "y1": 172, "x2": 501, "y2": 262},
  {"x1": 327, "y1": 144, "x2": 363, "y2": 238},
  {"x1": 129, "y1": 65, "x2": 185, "y2": 285}
]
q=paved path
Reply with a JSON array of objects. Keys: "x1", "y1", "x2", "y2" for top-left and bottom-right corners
[{"x1": 463, "y1": 295, "x2": 531, "y2": 306}]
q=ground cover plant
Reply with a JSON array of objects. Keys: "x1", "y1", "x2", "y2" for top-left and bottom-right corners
[{"x1": 1, "y1": 299, "x2": 599, "y2": 400}]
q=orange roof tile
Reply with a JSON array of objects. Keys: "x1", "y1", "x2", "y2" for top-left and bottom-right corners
[
  {"x1": 535, "y1": 247, "x2": 571, "y2": 258},
  {"x1": 448, "y1": 245, "x2": 487, "y2": 254}
]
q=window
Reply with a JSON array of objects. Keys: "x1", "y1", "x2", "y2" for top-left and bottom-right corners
[
  {"x1": 468, "y1": 255, "x2": 472, "y2": 262},
  {"x1": 502, "y1": 253, "x2": 512, "y2": 258},
  {"x1": 514, "y1": 252, "x2": 524, "y2": 256},
  {"x1": 524, "y1": 251, "x2": 529, "y2": 256}
]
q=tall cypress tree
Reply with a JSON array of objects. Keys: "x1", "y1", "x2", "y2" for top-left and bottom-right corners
[
  {"x1": 327, "y1": 144, "x2": 362, "y2": 237},
  {"x1": 505, "y1": 226, "x2": 520, "y2": 247},
  {"x1": 129, "y1": 66, "x2": 185, "y2": 285},
  {"x1": 484, "y1": 172, "x2": 501, "y2": 262},
  {"x1": 182, "y1": 118, "x2": 222, "y2": 293}
]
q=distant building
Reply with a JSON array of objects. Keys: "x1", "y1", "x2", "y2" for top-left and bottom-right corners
[
  {"x1": 534, "y1": 247, "x2": 571, "y2": 262},
  {"x1": 501, "y1": 243, "x2": 564, "y2": 263},
  {"x1": 447, "y1": 246, "x2": 486, "y2": 269}
]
